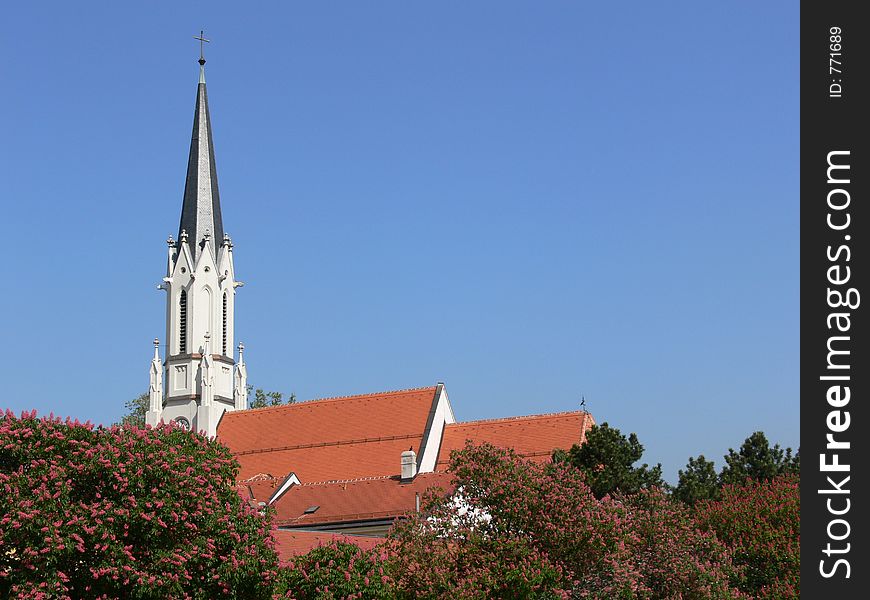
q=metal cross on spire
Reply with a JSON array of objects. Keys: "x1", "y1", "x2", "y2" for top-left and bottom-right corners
[{"x1": 194, "y1": 30, "x2": 210, "y2": 65}]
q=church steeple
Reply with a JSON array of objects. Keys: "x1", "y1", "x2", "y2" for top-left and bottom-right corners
[
  {"x1": 178, "y1": 51, "x2": 224, "y2": 262},
  {"x1": 147, "y1": 39, "x2": 247, "y2": 437}
]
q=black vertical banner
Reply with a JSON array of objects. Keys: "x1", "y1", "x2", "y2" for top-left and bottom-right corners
[{"x1": 801, "y1": 2, "x2": 869, "y2": 597}]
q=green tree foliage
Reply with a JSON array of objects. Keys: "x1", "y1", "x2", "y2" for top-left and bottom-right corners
[
  {"x1": 249, "y1": 388, "x2": 270, "y2": 408},
  {"x1": 555, "y1": 422, "x2": 663, "y2": 499},
  {"x1": 719, "y1": 431, "x2": 799, "y2": 486},
  {"x1": 275, "y1": 540, "x2": 394, "y2": 599},
  {"x1": 0, "y1": 411, "x2": 278, "y2": 598},
  {"x1": 695, "y1": 475, "x2": 800, "y2": 598},
  {"x1": 118, "y1": 392, "x2": 149, "y2": 427},
  {"x1": 674, "y1": 432, "x2": 800, "y2": 506},
  {"x1": 248, "y1": 386, "x2": 296, "y2": 409},
  {"x1": 673, "y1": 454, "x2": 720, "y2": 505},
  {"x1": 388, "y1": 442, "x2": 742, "y2": 599}
]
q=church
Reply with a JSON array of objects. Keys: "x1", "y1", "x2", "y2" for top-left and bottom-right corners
[{"x1": 145, "y1": 49, "x2": 595, "y2": 557}]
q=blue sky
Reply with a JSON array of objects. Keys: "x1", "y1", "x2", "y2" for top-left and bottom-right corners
[{"x1": 0, "y1": 2, "x2": 798, "y2": 481}]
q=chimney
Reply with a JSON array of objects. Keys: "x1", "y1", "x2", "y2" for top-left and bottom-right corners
[{"x1": 401, "y1": 448, "x2": 417, "y2": 482}]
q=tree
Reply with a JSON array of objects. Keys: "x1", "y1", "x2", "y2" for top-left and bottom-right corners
[
  {"x1": 388, "y1": 442, "x2": 743, "y2": 599},
  {"x1": 275, "y1": 540, "x2": 394, "y2": 599},
  {"x1": 719, "y1": 431, "x2": 799, "y2": 486},
  {"x1": 118, "y1": 391, "x2": 148, "y2": 427},
  {"x1": 695, "y1": 475, "x2": 800, "y2": 598},
  {"x1": 555, "y1": 422, "x2": 664, "y2": 498},
  {"x1": 386, "y1": 444, "x2": 573, "y2": 599},
  {"x1": 248, "y1": 386, "x2": 295, "y2": 409},
  {"x1": 0, "y1": 410, "x2": 279, "y2": 598},
  {"x1": 673, "y1": 454, "x2": 720, "y2": 505},
  {"x1": 249, "y1": 388, "x2": 269, "y2": 408}
]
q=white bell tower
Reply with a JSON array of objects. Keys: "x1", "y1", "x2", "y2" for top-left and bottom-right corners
[{"x1": 147, "y1": 47, "x2": 248, "y2": 436}]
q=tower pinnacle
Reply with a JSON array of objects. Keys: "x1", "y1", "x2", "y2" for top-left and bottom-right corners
[{"x1": 178, "y1": 34, "x2": 223, "y2": 262}]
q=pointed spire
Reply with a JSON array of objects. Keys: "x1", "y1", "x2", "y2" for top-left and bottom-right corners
[{"x1": 178, "y1": 36, "x2": 223, "y2": 262}]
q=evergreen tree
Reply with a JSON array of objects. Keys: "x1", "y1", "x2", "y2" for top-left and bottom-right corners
[
  {"x1": 719, "y1": 431, "x2": 799, "y2": 485},
  {"x1": 556, "y1": 422, "x2": 663, "y2": 498},
  {"x1": 673, "y1": 454, "x2": 719, "y2": 505}
]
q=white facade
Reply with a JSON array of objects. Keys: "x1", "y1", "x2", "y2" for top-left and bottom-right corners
[{"x1": 152, "y1": 233, "x2": 245, "y2": 435}]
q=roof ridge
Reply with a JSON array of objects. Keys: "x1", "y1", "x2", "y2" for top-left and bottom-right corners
[
  {"x1": 300, "y1": 475, "x2": 396, "y2": 487},
  {"x1": 240, "y1": 473, "x2": 278, "y2": 483},
  {"x1": 450, "y1": 410, "x2": 590, "y2": 427},
  {"x1": 298, "y1": 471, "x2": 452, "y2": 488},
  {"x1": 297, "y1": 385, "x2": 438, "y2": 404},
  {"x1": 223, "y1": 385, "x2": 438, "y2": 417}
]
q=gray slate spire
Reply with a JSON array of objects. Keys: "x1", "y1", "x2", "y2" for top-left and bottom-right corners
[{"x1": 178, "y1": 62, "x2": 224, "y2": 261}]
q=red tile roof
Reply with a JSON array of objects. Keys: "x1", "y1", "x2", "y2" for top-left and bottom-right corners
[
  {"x1": 273, "y1": 472, "x2": 454, "y2": 528},
  {"x1": 436, "y1": 411, "x2": 593, "y2": 469},
  {"x1": 217, "y1": 387, "x2": 438, "y2": 481},
  {"x1": 222, "y1": 385, "x2": 596, "y2": 537},
  {"x1": 272, "y1": 529, "x2": 382, "y2": 561}
]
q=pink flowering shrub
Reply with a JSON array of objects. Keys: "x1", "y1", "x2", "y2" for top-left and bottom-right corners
[
  {"x1": 0, "y1": 410, "x2": 278, "y2": 599},
  {"x1": 388, "y1": 442, "x2": 745, "y2": 599},
  {"x1": 275, "y1": 540, "x2": 394, "y2": 599},
  {"x1": 694, "y1": 475, "x2": 799, "y2": 599},
  {"x1": 585, "y1": 489, "x2": 748, "y2": 599},
  {"x1": 387, "y1": 503, "x2": 565, "y2": 599}
]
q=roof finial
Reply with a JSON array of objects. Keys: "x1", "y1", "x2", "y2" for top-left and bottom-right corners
[{"x1": 194, "y1": 30, "x2": 210, "y2": 66}]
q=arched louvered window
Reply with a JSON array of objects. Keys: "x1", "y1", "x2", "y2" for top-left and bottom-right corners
[
  {"x1": 179, "y1": 290, "x2": 188, "y2": 354},
  {"x1": 222, "y1": 292, "x2": 228, "y2": 355}
]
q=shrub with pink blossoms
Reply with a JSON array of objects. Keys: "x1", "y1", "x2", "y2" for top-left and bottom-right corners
[
  {"x1": 694, "y1": 475, "x2": 800, "y2": 599},
  {"x1": 387, "y1": 442, "x2": 746, "y2": 599},
  {"x1": 387, "y1": 498, "x2": 565, "y2": 599},
  {"x1": 0, "y1": 410, "x2": 279, "y2": 599},
  {"x1": 275, "y1": 540, "x2": 394, "y2": 599}
]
